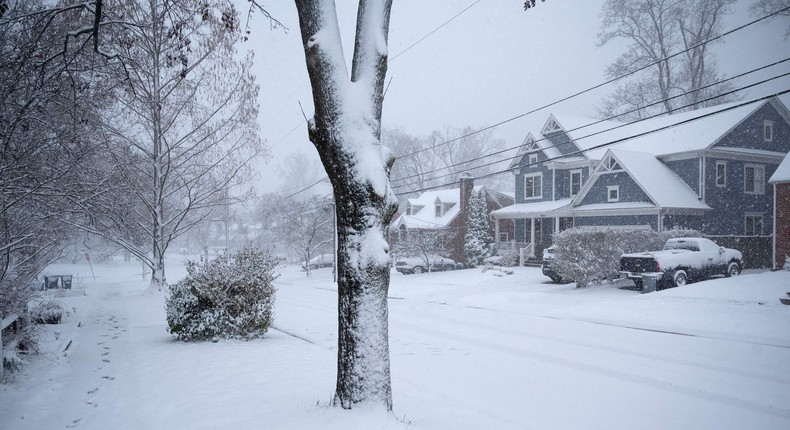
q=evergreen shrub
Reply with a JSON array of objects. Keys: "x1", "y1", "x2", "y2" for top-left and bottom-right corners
[
  {"x1": 166, "y1": 247, "x2": 279, "y2": 341},
  {"x1": 552, "y1": 228, "x2": 700, "y2": 287}
]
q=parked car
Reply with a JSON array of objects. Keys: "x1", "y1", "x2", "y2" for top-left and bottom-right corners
[
  {"x1": 394, "y1": 255, "x2": 457, "y2": 275},
  {"x1": 301, "y1": 253, "x2": 334, "y2": 270},
  {"x1": 620, "y1": 237, "x2": 742, "y2": 290},
  {"x1": 541, "y1": 246, "x2": 564, "y2": 283}
]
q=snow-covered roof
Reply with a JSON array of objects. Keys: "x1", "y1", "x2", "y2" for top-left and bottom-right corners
[
  {"x1": 510, "y1": 98, "x2": 774, "y2": 169},
  {"x1": 394, "y1": 185, "x2": 495, "y2": 229},
  {"x1": 580, "y1": 99, "x2": 767, "y2": 159},
  {"x1": 491, "y1": 198, "x2": 573, "y2": 219},
  {"x1": 769, "y1": 152, "x2": 790, "y2": 184},
  {"x1": 604, "y1": 149, "x2": 710, "y2": 210}
]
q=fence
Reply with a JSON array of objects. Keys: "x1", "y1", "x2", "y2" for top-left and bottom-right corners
[
  {"x1": 1, "y1": 313, "x2": 22, "y2": 379},
  {"x1": 705, "y1": 235, "x2": 773, "y2": 269}
]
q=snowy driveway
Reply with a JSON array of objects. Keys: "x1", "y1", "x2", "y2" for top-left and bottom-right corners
[{"x1": 1, "y1": 260, "x2": 789, "y2": 430}]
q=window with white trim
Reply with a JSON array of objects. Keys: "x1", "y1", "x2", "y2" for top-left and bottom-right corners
[
  {"x1": 435, "y1": 200, "x2": 442, "y2": 217},
  {"x1": 745, "y1": 213, "x2": 763, "y2": 236},
  {"x1": 715, "y1": 161, "x2": 726, "y2": 188},
  {"x1": 527, "y1": 153, "x2": 538, "y2": 166},
  {"x1": 764, "y1": 120, "x2": 774, "y2": 142},
  {"x1": 524, "y1": 173, "x2": 542, "y2": 200},
  {"x1": 498, "y1": 232, "x2": 508, "y2": 242},
  {"x1": 570, "y1": 169, "x2": 582, "y2": 197},
  {"x1": 744, "y1": 164, "x2": 765, "y2": 194},
  {"x1": 607, "y1": 185, "x2": 620, "y2": 202}
]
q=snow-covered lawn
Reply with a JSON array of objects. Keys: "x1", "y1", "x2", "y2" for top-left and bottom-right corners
[{"x1": 2, "y1": 258, "x2": 789, "y2": 429}]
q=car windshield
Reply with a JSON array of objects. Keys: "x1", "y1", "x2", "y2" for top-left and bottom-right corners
[{"x1": 664, "y1": 241, "x2": 699, "y2": 252}]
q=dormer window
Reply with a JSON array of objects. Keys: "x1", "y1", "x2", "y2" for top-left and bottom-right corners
[
  {"x1": 405, "y1": 203, "x2": 412, "y2": 215},
  {"x1": 527, "y1": 153, "x2": 538, "y2": 166},
  {"x1": 435, "y1": 199, "x2": 442, "y2": 217},
  {"x1": 764, "y1": 120, "x2": 774, "y2": 142}
]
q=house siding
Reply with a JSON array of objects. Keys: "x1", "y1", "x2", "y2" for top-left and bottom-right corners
[
  {"x1": 545, "y1": 131, "x2": 581, "y2": 157},
  {"x1": 702, "y1": 158, "x2": 777, "y2": 235},
  {"x1": 555, "y1": 167, "x2": 589, "y2": 200},
  {"x1": 516, "y1": 152, "x2": 552, "y2": 203},
  {"x1": 713, "y1": 103, "x2": 790, "y2": 153},
  {"x1": 664, "y1": 159, "x2": 699, "y2": 194},
  {"x1": 579, "y1": 172, "x2": 652, "y2": 206}
]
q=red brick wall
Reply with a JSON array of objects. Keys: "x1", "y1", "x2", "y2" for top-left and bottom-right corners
[{"x1": 776, "y1": 183, "x2": 790, "y2": 269}]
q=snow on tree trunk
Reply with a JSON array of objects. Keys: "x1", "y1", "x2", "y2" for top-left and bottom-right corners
[{"x1": 293, "y1": 0, "x2": 397, "y2": 410}]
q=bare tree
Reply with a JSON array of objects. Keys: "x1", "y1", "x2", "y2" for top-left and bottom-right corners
[
  {"x1": 0, "y1": 0, "x2": 109, "y2": 315},
  {"x1": 384, "y1": 127, "x2": 442, "y2": 194},
  {"x1": 751, "y1": 0, "x2": 790, "y2": 38},
  {"x1": 394, "y1": 229, "x2": 454, "y2": 272},
  {"x1": 292, "y1": 0, "x2": 398, "y2": 410},
  {"x1": 597, "y1": 0, "x2": 737, "y2": 120},
  {"x1": 271, "y1": 196, "x2": 334, "y2": 276},
  {"x1": 79, "y1": 0, "x2": 266, "y2": 290}
]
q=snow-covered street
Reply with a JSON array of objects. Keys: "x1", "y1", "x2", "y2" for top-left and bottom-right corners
[{"x1": 2, "y1": 259, "x2": 790, "y2": 429}]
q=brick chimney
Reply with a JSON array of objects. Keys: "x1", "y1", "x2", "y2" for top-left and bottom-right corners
[{"x1": 459, "y1": 173, "x2": 474, "y2": 219}]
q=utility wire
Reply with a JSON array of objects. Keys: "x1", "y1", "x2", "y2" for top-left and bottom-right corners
[
  {"x1": 395, "y1": 89, "x2": 790, "y2": 197},
  {"x1": 390, "y1": 58, "x2": 790, "y2": 188},
  {"x1": 393, "y1": 5, "x2": 790, "y2": 161},
  {"x1": 394, "y1": 78, "x2": 790, "y2": 193},
  {"x1": 390, "y1": 0, "x2": 482, "y2": 61}
]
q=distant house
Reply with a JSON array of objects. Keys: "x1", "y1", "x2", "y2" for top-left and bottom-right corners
[
  {"x1": 492, "y1": 96, "x2": 790, "y2": 265},
  {"x1": 769, "y1": 152, "x2": 790, "y2": 269},
  {"x1": 391, "y1": 176, "x2": 514, "y2": 264}
]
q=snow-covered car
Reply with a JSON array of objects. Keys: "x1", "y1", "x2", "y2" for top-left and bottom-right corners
[
  {"x1": 541, "y1": 246, "x2": 564, "y2": 283},
  {"x1": 394, "y1": 255, "x2": 456, "y2": 275},
  {"x1": 619, "y1": 237, "x2": 742, "y2": 290},
  {"x1": 301, "y1": 253, "x2": 334, "y2": 270}
]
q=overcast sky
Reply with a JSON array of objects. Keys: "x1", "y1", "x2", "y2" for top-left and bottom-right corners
[{"x1": 242, "y1": 0, "x2": 790, "y2": 195}]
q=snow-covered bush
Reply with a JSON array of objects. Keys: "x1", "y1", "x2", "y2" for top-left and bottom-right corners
[
  {"x1": 166, "y1": 247, "x2": 279, "y2": 342},
  {"x1": 552, "y1": 228, "x2": 700, "y2": 288},
  {"x1": 30, "y1": 299, "x2": 68, "y2": 324}
]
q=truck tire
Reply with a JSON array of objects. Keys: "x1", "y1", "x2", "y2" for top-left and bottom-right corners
[
  {"x1": 673, "y1": 270, "x2": 688, "y2": 288},
  {"x1": 724, "y1": 261, "x2": 741, "y2": 278},
  {"x1": 633, "y1": 279, "x2": 643, "y2": 290}
]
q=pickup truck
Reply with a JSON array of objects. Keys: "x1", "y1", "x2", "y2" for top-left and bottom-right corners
[{"x1": 619, "y1": 237, "x2": 742, "y2": 290}]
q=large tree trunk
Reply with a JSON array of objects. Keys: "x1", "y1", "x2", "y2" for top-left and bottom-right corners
[{"x1": 294, "y1": 0, "x2": 397, "y2": 410}]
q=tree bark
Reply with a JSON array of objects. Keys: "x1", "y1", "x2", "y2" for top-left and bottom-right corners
[{"x1": 293, "y1": 0, "x2": 397, "y2": 410}]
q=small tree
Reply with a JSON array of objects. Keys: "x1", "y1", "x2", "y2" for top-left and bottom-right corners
[
  {"x1": 395, "y1": 229, "x2": 454, "y2": 272},
  {"x1": 464, "y1": 192, "x2": 494, "y2": 267}
]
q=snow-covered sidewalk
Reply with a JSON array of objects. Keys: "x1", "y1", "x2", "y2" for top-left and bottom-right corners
[{"x1": 2, "y1": 260, "x2": 790, "y2": 429}]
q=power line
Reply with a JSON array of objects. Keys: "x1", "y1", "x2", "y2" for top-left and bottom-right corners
[
  {"x1": 390, "y1": 0, "x2": 482, "y2": 61},
  {"x1": 390, "y1": 58, "x2": 790, "y2": 188},
  {"x1": 393, "y1": 5, "x2": 790, "y2": 161},
  {"x1": 395, "y1": 89, "x2": 790, "y2": 197}
]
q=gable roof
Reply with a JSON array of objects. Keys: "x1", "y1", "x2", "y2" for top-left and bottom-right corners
[
  {"x1": 770, "y1": 152, "x2": 790, "y2": 184},
  {"x1": 510, "y1": 97, "x2": 787, "y2": 170},
  {"x1": 572, "y1": 149, "x2": 710, "y2": 211}
]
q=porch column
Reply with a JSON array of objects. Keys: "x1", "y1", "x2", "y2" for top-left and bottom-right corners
[
  {"x1": 495, "y1": 218, "x2": 500, "y2": 246},
  {"x1": 554, "y1": 217, "x2": 560, "y2": 235},
  {"x1": 530, "y1": 217, "x2": 536, "y2": 258}
]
